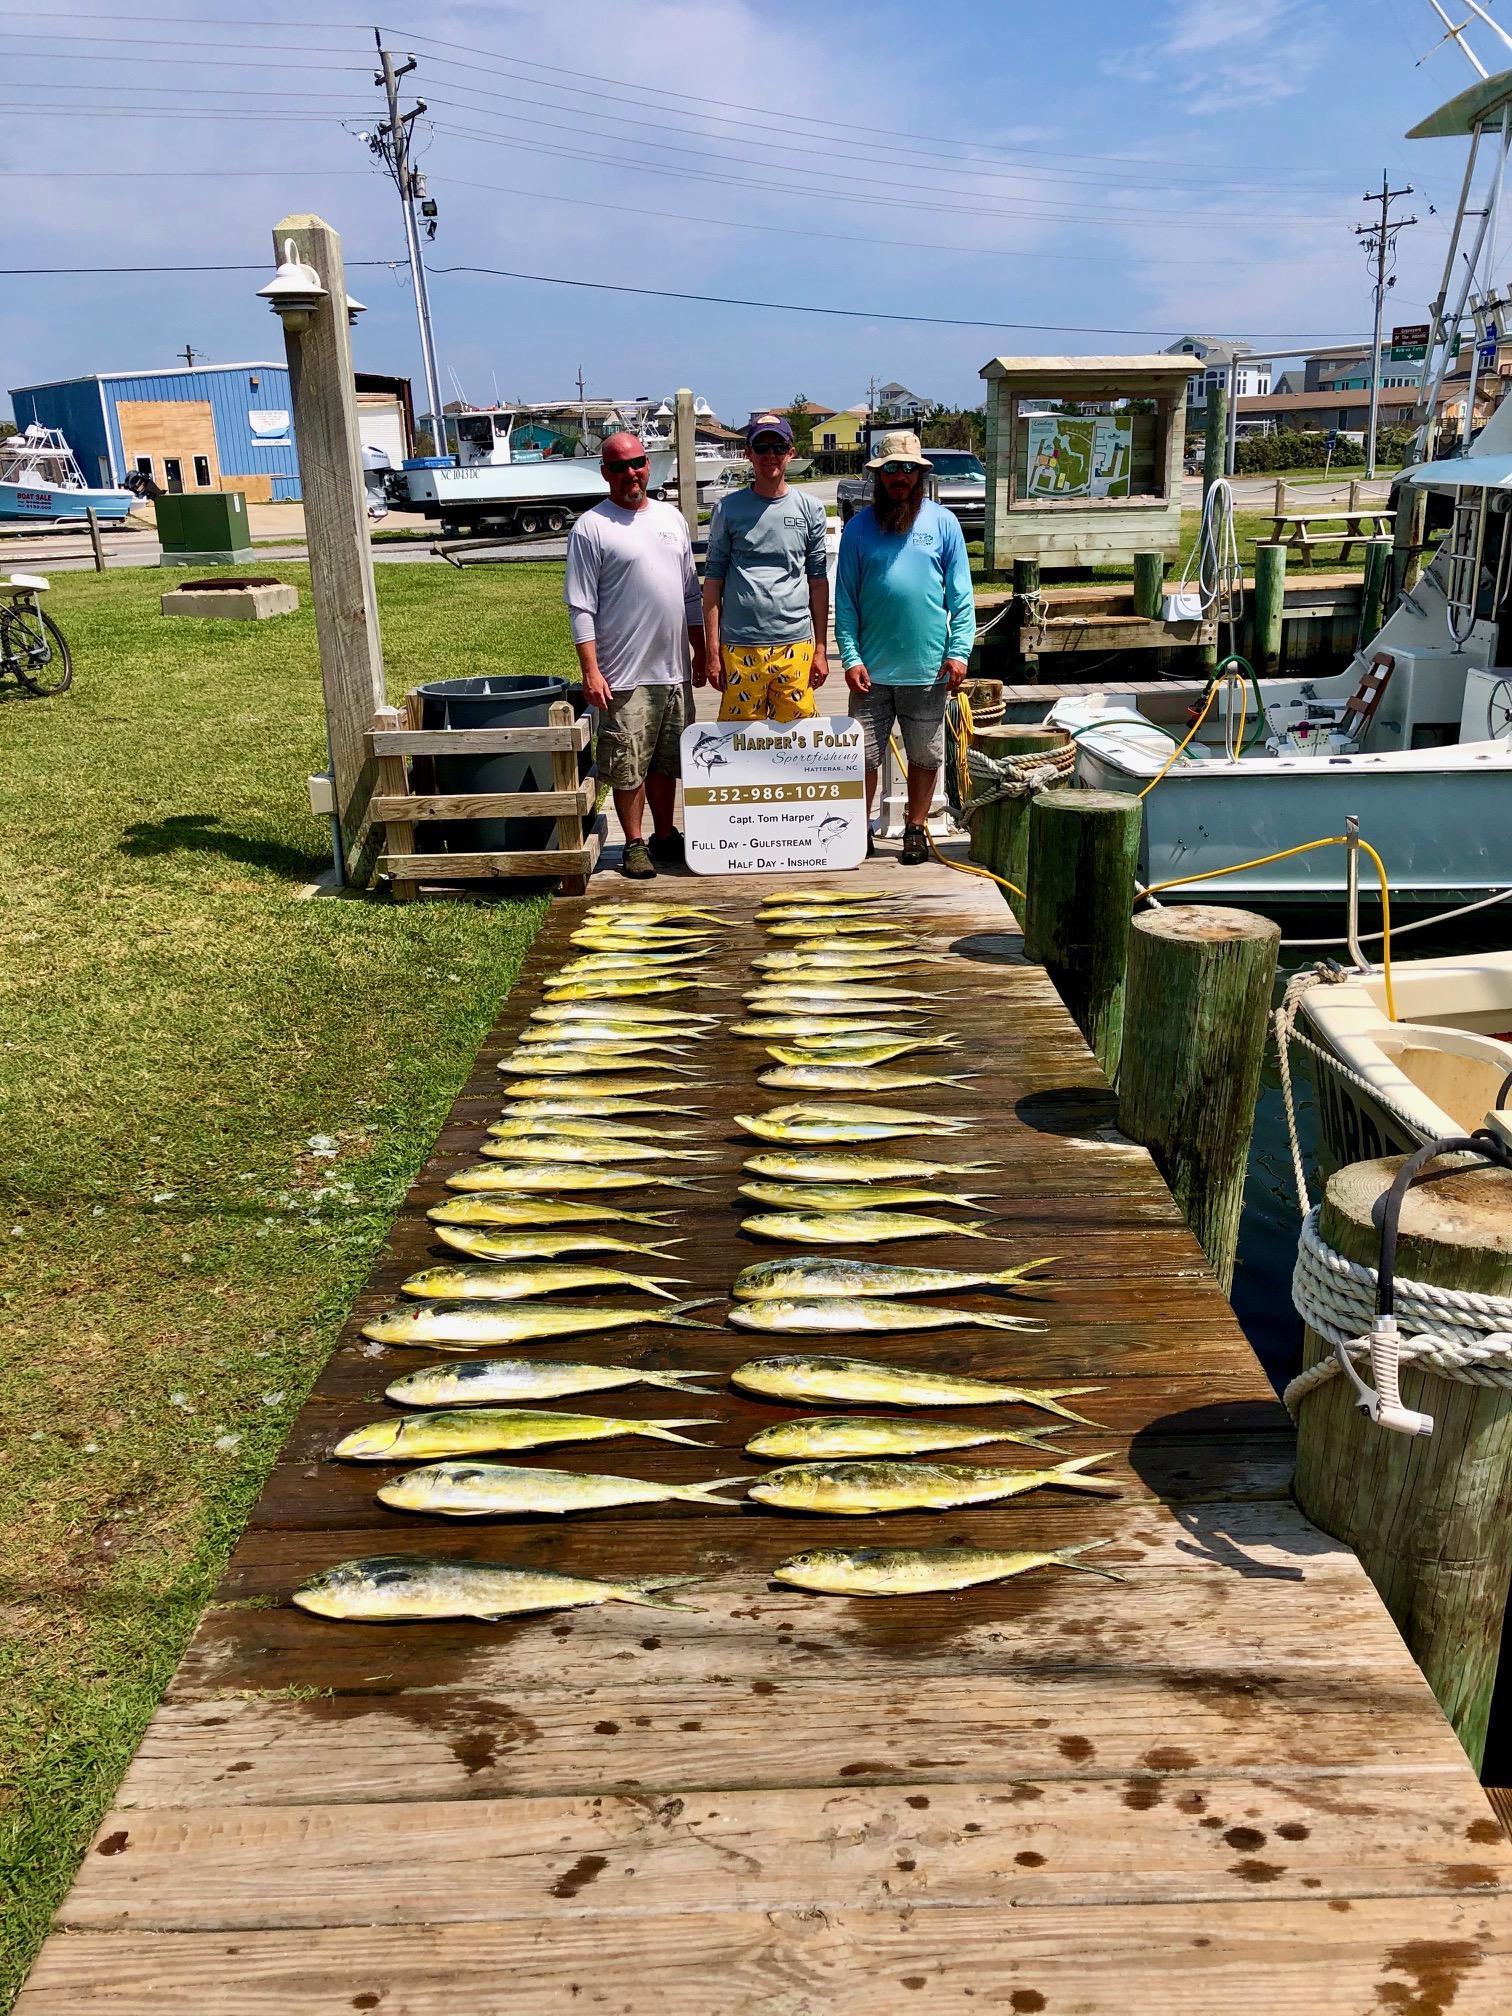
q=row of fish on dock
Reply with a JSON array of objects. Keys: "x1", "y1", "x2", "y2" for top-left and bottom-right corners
[{"x1": 294, "y1": 889, "x2": 1120, "y2": 1625}]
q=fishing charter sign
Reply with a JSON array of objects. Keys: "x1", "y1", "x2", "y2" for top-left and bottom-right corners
[{"x1": 680, "y1": 716, "x2": 867, "y2": 875}]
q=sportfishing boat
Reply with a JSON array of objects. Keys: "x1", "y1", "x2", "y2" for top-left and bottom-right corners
[
  {"x1": 0, "y1": 426, "x2": 135, "y2": 524},
  {"x1": 1293, "y1": 951, "x2": 1512, "y2": 1171},
  {"x1": 1044, "y1": 48, "x2": 1512, "y2": 909}
]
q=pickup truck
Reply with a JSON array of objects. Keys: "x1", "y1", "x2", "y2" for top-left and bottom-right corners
[{"x1": 836, "y1": 448, "x2": 987, "y2": 539}]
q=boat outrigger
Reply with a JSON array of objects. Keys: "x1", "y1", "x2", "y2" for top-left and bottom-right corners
[{"x1": 0, "y1": 426, "x2": 135, "y2": 526}]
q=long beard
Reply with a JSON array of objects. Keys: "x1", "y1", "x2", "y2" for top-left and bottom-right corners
[{"x1": 873, "y1": 478, "x2": 925, "y2": 533}]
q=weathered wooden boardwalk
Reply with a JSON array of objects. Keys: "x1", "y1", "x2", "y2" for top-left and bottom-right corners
[{"x1": 19, "y1": 846, "x2": 1512, "y2": 2013}]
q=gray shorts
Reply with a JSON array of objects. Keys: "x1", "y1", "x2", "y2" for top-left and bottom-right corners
[
  {"x1": 848, "y1": 681, "x2": 948, "y2": 770},
  {"x1": 596, "y1": 682, "x2": 686, "y2": 791}
]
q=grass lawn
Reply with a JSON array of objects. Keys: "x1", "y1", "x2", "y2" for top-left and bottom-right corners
[{"x1": 0, "y1": 559, "x2": 574, "y2": 2004}]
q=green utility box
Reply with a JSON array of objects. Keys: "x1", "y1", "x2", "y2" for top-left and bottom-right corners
[{"x1": 155, "y1": 491, "x2": 257, "y2": 567}]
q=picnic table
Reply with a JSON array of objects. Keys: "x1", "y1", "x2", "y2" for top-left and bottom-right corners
[{"x1": 1267, "y1": 477, "x2": 1394, "y2": 565}]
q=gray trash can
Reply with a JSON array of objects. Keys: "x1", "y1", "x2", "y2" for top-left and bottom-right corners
[{"x1": 416, "y1": 675, "x2": 584, "y2": 854}]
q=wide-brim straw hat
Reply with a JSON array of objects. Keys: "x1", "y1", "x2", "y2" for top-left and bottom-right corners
[{"x1": 865, "y1": 429, "x2": 933, "y2": 471}]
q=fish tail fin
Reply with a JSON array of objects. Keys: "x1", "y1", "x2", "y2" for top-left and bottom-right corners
[
  {"x1": 663, "y1": 1177, "x2": 715, "y2": 1192},
  {"x1": 670, "y1": 1475, "x2": 749, "y2": 1503},
  {"x1": 638, "y1": 1419, "x2": 720, "y2": 1444},
  {"x1": 631, "y1": 1276, "x2": 690, "y2": 1299},
  {"x1": 956, "y1": 1222, "x2": 1018, "y2": 1244},
  {"x1": 1033, "y1": 1385, "x2": 1106, "y2": 1426},
  {"x1": 639, "y1": 1369, "x2": 724, "y2": 1392},
  {"x1": 1049, "y1": 1455, "x2": 1121, "y2": 1495},
  {"x1": 1056, "y1": 1540, "x2": 1126, "y2": 1582},
  {"x1": 975, "y1": 1312, "x2": 1050, "y2": 1332},
  {"x1": 989, "y1": 1257, "x2": 1061, "y2": 1286},
  {"x1": 953, "y1": 1162, "x2": 1002, "y2": 1173},
  {"x1": 655, "y1": 1298, "x2": 726, "y2": 1327},
  {"x1": 614, "y1": 1574, "x2": 706, "y2": 1610}
]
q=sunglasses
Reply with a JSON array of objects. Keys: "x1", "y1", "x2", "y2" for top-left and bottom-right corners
[
  {"x1": 879, "y1": 461, "x2": 920, "y2": 475},
  {"x1": 604, "y1": 454, "x2": 649, "y2": 473},
  {"x1": 750, "y1": 438, "x2": 789, "y2": 455}
]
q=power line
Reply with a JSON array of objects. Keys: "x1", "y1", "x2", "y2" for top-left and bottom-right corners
[{"x1": 0, "y1": 252, "x2": 1363, "y2": 339}]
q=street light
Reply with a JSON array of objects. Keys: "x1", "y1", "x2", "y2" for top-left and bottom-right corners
[{"x1": 257, "y1": 239, "x2": 328, "y2": 333}]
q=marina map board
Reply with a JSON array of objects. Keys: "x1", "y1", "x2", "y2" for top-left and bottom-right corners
[
  {"x1": 980, "y1": 353, "x2": 1192, "y2": 573},
  {"x1": 680, "y1": 716, "x2": 868, "y2": 874}
]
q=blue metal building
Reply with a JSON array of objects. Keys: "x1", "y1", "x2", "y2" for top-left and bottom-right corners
[{"x1": 9, "y1": 362, "x2": 301, "y2": 501}]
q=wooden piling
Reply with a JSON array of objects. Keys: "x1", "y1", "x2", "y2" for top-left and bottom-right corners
[
  {"x1": 674, "y1": 388, "x2": 699, "y2": 551},
  {"x1": 964, "y1": 725, "x2": 1068, "y2": 912},
  {"x1": 1293, "y1": 1156, "x2": 1512, "y2": 1771},
  {"x1": 1013, "y1": 557, "x2": 1040, "y2": 680},
  {"x1": 1252, "y1": 541, "x2": 1287, "y2": 677},
  {"x1": 1023, "y1": 788, "x2": 1142, "y2": 1080},
  {"x1": 1117, "y1": 905, "x2": 1281, "y2": 1295},
  {"x1": 1358, "y1": 536, "x2": 1392, "y2": 651},
  {"x1": 86, "y1": 507, "x2": 106, "y2": 574},
  {"x1": 1132, "y1": 551, "x2": 1166, "y2": 619},
  {"x1": 1202, "y1": 388, "x2": 1227, "y2": 507}
]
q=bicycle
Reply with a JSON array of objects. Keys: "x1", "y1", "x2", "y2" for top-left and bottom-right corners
[{"x1": 0, "y1": 573, "x2": 72, "y2": 697}]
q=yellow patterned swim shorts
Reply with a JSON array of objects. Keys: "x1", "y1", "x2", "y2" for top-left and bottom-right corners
[{"x1": 717, "y1": 639, "x2": 818, "y2": 722}]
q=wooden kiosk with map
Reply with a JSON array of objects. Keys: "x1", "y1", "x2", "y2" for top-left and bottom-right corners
[{"x1": 979, "y1": 352, "x2": 1194, "y2": 575}]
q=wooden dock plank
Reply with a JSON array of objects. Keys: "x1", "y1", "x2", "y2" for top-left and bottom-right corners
[
  {"x1": 17, "y1": 1899, "x2": 1512, "y2": 2014},
  {"x1": 19, "y1": 860, "x2": 1512, "y2": 2011}
]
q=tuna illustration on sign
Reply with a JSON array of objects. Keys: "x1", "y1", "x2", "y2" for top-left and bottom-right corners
[
  {"x1": 816, "y1": 813, "x2": 848, "y2": 844},
  {"x1": 690, "y1": 731, "x2": 729, "y2": 774}
]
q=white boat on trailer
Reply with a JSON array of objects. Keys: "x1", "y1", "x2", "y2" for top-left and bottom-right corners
[
  {"x1": 394, "y1": 408, "x2": 674, "y2": 537},
  {"x1": 0, "y1": 426, "x2": 135, "y2": 526}
]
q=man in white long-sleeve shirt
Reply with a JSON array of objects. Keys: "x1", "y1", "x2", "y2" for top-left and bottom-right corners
[{"x1": 563, "y1": 432, "x2": 706, "y2": 878}]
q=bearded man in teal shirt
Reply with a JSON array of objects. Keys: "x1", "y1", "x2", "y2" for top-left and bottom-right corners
[{"x1": 834, "y1": 430, "x2": 976, "y2": 865}]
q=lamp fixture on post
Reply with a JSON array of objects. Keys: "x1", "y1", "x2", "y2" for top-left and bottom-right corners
[
  {"x1": 257, "y1": 238, "x2": 328, "y2": 333},
  {"x1": 346, "y1": 295, "x2": 367, "y2": 328}
]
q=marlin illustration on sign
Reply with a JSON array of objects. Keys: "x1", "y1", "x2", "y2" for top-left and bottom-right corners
[{"x1": 690, "y1": 731, "x2": 729, "y2": 774}]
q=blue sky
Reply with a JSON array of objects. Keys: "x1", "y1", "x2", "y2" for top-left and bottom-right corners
[{"x1": 2, "y1": 0, "x2": 1506, "y2": 423}]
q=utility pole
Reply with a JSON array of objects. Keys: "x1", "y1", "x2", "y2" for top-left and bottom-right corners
[
  {"x1": 370, "y1": 37, "x2": 447, "y2": 455},
  {"x1": 1356, "y1": 172, "x2": 1418, "y2": 478},
  {"x1": 177, "y1": 343, "x2": 197, "y2": 367}
]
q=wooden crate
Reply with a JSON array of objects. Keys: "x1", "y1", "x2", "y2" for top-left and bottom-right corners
[{"x1": 365, "y1": 695, "x2": 603, "y2": 901}]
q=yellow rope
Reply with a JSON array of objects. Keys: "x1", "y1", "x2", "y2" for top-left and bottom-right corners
[
  {"x1": 1144, "y1": 835, "x2": 1395, "y2": 1020},
  {"x1": 1137, "y1": 680, "x2": 1221, "y2": 799},
  {"x1": 884, "y1": 724, "x2": 1028, "y2": 900}
]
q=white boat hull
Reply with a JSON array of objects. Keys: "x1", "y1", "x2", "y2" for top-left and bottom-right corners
[{"x1": 0, "y1": 480, "x2": 133, "y2": 523}]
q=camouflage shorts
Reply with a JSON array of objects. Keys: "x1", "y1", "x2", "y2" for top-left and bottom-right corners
[{"x1": 595, "y1": 682, "x2": 687, "y2": 791}]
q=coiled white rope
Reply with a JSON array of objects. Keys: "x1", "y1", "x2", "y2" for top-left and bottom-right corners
[
  {"x1": 1284, "y1": 1204, "x2": 1512, "y2": 1417},
  {"x1": 1175, "y1": 476, "x2": 1244, "y2": 624}
]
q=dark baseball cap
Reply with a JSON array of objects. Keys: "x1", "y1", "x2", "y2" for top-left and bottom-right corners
[{"x1": 747, "y1": 412, "x2": 795, "y2": 446}]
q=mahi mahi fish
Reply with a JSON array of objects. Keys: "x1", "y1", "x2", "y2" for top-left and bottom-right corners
[
  {"x1": 428, "y1": 1227, "x2": 680, "y2": 1264},
  {"x1": 743, "y1": 1150, "x2": 996, "y2": 1182},
  {"x1": 730, "y1": 1018, "x2": 917, "y2": 1040},
  {"x1": 500, "y1": 1076, "x2": 707, "y2": 1100},
  {"x1": 530, "y1": 1004, "x2": 717, "y2": 1026},
  {"x1": 378, "y1": 1462, "x2": 747, "y2": 1517},
  {"x1": 477, "y1": 1137, "x2": 715, "y2": 1165},
  {"x1": 334, "y1": 1407, "x2": 719, "y2": 1460},
  {"x1": 485, "y1": 1116, "x2": 686, "y2": 1142},
  {"x1": 516, "y1": 1024, "x2": 714, "y2": 1046},
  {"x1": 543, "y1": 979, "x2": 706, "y2": 1002},
  {"x1": 726, "y1": 1296, "x2": 1042, "y2": 1332},
  {"x1": 772, "y1": 1541, "x2": 1120, "y2": 1597},
  {"x1": 386, "y1": 1358, "x2": 722, "y2": 1406},
  {"x1": 746, "y1": 1455, "x2": 1118, "y2": 1514},
  {"x1": 730, "y1": 1256, "x2": 1055, "y2": 1299},
  {"x1": 736, "y1": 1106, "x2": 972, "y2": 1145},
  {"x1": 740, "y1": 1212, "x2": 1008, "y2": 1246},
  {"x1": 426, "y1": 1198, "x2": 678, "y2": 1229},
  {"x1": 730, "y1": 1354, "x2": 1102, "y2": 1422},
  {"x1": 361, "y1": 1297, "x2": 722, "y2": 1348},
  {"x1": 507, "y1": 1038, "x2": 694, "y2": 1059},
  {"x1": 742, "y1": 985, "x2": 943, "y2": 1005},
  {"x1": 756, "y1": 1065, "x2": 975, "y2": 1093},
  {"x1": 399, "y1": 1263, "x2": 687, "y2": 1302},
  {"x1": 738, "y1": 1179, "x2": 990, "y2": 1211},
  {"x1": 745, "y1": 1415, "x2": 1063, "y2": 1459},
  {"x1": 763, "y1": 920, "x2": 913, "y2": 939},
  {"x1": 764, "y1": 1037, "x2": 960, "y2": 1061},
  {"x1": 445, "y1": 1162, "x2": 708, "y2": 1194},
  {"x1": 502, "y1": 1098, "x2": 703, "y2": 1119},
  {"x1": 496, "y1": 1055, "x2": 701, "y2": 1079},
  {"x1": 292, "y1": 1555, "x2": 704, "y2": 1621}
]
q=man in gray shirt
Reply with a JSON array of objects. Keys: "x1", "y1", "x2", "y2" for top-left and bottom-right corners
[
  {"x1": 564, "y1": 432, "x2": 706, "y2": 878},
  {"x1": 703, "y1": 412, "x2": 829, "y2": 722}
]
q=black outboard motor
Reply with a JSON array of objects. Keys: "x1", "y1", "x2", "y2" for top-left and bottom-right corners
[{"x1": 123, "y1": 467, "x2": 163, "y2": 501}]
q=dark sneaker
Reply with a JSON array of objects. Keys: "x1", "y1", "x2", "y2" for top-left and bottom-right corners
[
  {"x1": 621, "y1": 838, "x2": 657, "y2": 880},
  {"x1": 900, "y1": 823, "x2": 929, "y2": 866},
  {"x1": 647, "y1": 827, "x2": 685, "y2": 865},
  {"x1": 866, "y1": 829, "x2": 876, "y2": 859}
]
